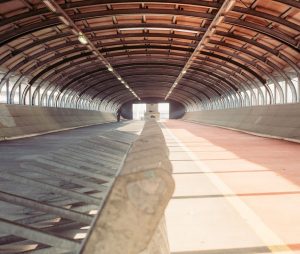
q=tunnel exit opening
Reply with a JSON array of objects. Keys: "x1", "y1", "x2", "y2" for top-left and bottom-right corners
[{"x1": 132, "y1": 103, "x2": 169, "y2": 120}]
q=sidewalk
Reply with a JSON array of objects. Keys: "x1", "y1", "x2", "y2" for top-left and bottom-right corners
[{"x1": 161, "y1": 120, "x2": 300, "y2": 254}]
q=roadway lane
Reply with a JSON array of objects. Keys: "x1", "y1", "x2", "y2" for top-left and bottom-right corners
[
  {"x1": 0, "y1": 121, "x2": 143, "y2": 171},
  {"x1": 0, "y1": 120, "x2": 144, "y2": 253},
  {"x1": 161, "y1": 120, "x2": 300, "y2": 254}
]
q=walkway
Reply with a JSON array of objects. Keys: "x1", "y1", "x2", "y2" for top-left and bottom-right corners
[{"x1": 162, "y1": 120, "x2": 300, "y2": 254}]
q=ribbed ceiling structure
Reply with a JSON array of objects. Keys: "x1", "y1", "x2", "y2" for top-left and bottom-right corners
[{"x1": 0, "y1": 0, "x2": 299, "y2": 111}]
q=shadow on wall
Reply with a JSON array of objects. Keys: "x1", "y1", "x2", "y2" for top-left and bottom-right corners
[{"x1": 121, "y1": 98, "x2": 185, "y2": 120}]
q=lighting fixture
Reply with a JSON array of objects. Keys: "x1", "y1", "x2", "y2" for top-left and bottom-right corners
[
  {"x1": 119, "y1": 27, "x2": 198, "y2": 34},
  {"x1": 42, "y1": 0, "x2": 139, "y2": 101},
  {"x1": 43, "y1": 0, "x2": 139, "y2": 102},
  {"x1": 78, "y1": 33, "x2": 88, "y2": 45},
  {"x1": 165, "y1": 0, "x2": 236, "y2": 100},
  {"x1": 58, "y1": 16, "x2": 70, "y2": 26},
  {"x1": 43, "y1": 0, "x2": 56, "y2": 12}
]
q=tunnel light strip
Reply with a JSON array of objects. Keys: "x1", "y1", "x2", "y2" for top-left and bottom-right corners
[
  {"x1": 42, "y1": 0, "x2": 141, "y2": 101},
  {"x1": 165, "y1": 0, "x2": 236, "y2": 100},
  {"x1": 119, "y1": 27, "x2": 198, "y2": 34},
  {"x1": 58, "y1": 16, "x2": 70, "y2": 26},
  {"x1": 43, "y1": 0, "x2": 56, "y2": 12},
  {"x1": 78, "y1": 32, "x2": 88, "y2": 45}
]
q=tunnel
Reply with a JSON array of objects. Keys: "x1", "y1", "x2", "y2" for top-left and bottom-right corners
[{"x1": 0, "y1": 0, "x2": 300, "y2": 253}]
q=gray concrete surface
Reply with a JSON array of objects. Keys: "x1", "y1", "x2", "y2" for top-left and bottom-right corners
[
  {"x1": 183, "y1": 103, "x2": 300, "y2": 141},
  {"x1": 0, "y1": 120, "x2": 144, "y2": 253}
]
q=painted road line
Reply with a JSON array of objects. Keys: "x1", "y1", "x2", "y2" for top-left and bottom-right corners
[{"x1": 161, "y1": 122, "x2": 294, "y2": 254}]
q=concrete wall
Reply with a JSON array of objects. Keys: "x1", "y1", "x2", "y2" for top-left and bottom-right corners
[
  {"x1": 0, "y1": 104, "x2": 116, "y2": 140},
  {"x1": 183, "y1": 103, "x2": 300, "y2": 141},
  {"x1": 140, "y1": 218, "x2": 170, "y2": 254},
  {"x1": 169, "y1": 101, "x2": 185, "y2": 119}
]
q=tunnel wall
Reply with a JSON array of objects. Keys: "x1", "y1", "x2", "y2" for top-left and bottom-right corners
[
  {"x1": 0, "y1": 104, "x2": 116, "y2": 140},
  {"x1": 183, "y1": 103, "x2": 300, "y2": 141}
]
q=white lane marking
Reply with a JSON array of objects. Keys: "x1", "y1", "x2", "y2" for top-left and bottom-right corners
[{"x1": 161, "y1": 123, "x2": 294, "y2": 254}]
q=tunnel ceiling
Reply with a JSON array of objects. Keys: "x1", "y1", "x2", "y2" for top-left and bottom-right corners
[{"x1": 0, "y1": 0, "x2": 299, "y2": 111}]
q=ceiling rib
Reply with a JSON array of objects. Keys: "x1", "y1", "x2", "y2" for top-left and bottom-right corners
[
  {"x1": 0, "y1": 0, "x2": 299, "y2": 110},
  {"x1": 42, "y1": 0, "x2": 141, "y2": 100},
  {"x1": 165, "y1": 0, "x2": 236, "y2": 99}
]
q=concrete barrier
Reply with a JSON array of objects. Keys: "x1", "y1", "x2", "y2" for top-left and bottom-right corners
[
  {"x1": 81, "y1": 120, "x2": 175, "y2": 254},
  {"x1": 183, "y1": 103, "x2": 300, "y2": 141},
  {"x1": 0, "y1": 104, "x2": 116, "y2": 140},
  {"x1": 139, "y1": 218, "x2": 171, "y2": 254}
]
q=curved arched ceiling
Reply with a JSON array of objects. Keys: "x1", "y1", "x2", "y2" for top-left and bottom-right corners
[{"x1": 0, "y1": 0, "x2": 299, "y2": 111}]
